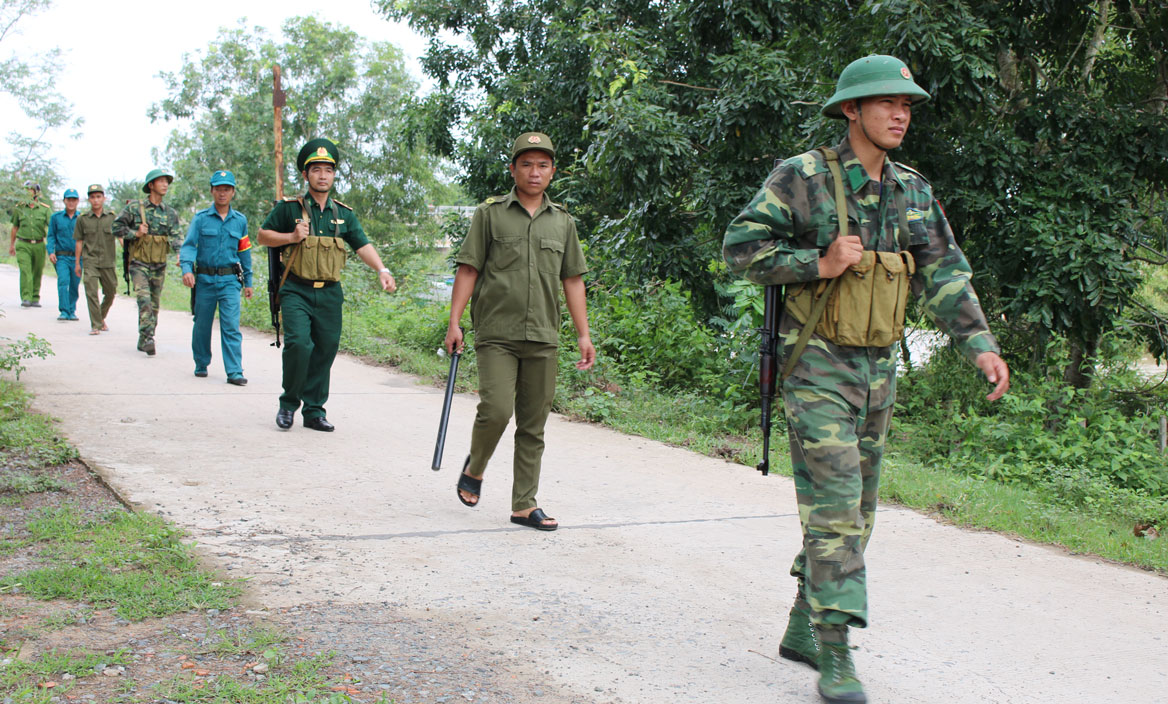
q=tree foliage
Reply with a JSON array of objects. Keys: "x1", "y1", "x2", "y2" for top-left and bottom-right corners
[
  {"x1": 149, "y1": 16, "x2": 445, "y2": 239},
  {"x1": 385, "y1": 0, "x2": 1168, "y2": 384},
  {"x1": 0, "y1": 0, "x2": 80, "y2": 214}
]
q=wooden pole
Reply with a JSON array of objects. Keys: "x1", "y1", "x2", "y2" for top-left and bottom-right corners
[{"x1": 273, "y1": 65, "x2": 285, "y2": 200}]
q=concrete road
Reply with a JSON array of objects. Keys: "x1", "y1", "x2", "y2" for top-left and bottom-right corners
[{"x1": 3, "y1": 264, "x2": 1165, "y2": 703}]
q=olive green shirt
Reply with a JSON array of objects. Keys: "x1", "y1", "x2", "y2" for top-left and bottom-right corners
[
  {"x1": 456, "y1": 188, "x2": 588, "y2": 344},
  {"x1": 73, "y1": 210, "x2": 118, "y2": 268},
  {"x1": 11, "y1": 200, "x2": 51, "y2": 240},
  {"x1": 261, "y1": 194, "x2": 370, "y2": 251}
]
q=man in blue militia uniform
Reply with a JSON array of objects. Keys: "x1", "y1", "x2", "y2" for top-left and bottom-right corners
[
  {"x1": 180, "y1": 170, "x2": 253, "y2": 385},
  {"x1": 258, "y1": 138, "x2": 397, "y2": 431},
  {"x1": 47, "y1": 188, "x2": 81, "y2": 320}
]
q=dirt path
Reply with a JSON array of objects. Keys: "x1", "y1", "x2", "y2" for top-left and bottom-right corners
[{"x1": 3, "y1": 264, "x2": 1165, "y2": 704}]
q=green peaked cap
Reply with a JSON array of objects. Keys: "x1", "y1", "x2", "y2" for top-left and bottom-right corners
[
  {"x1": 822, "y1": 55, "x2": 930, "y2": 118},
  {"x1": 297, "y1": 138, "x2": 340, "y2": 172}
]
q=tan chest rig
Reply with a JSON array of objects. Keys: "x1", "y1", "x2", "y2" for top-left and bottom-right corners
[
  {"x1": 129, "y1": 200, "x2": 172, "y2": 265},
  {"x1": 283, "y1": 197, "x2": 346, "y2": 284},
  {"x1": 782, "y1": 148, "x2": 915, "y2": 378}
]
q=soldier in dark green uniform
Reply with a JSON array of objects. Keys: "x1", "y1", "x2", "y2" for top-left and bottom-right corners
[
  {"x1": 445, "y1": 132, "x2": 594, "y2": 532},
  {"x1": 8, "y1": 181, "x2": 51, "y2": 307},
  {"x1": 113, "y1": 168, "x2": 182, "y2": 356},
  {"x1": 723, "y1": 56, "x2": 1010, "y2": 704},
  {"x1": 257, "y1": 138, "x2": 397, "y2": 432}
]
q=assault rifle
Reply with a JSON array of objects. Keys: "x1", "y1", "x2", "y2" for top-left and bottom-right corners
[
  {"x1": 756, "y1": 285, "x2": 783, "y2": 476},
  {"x1": 268, "y1": 63, "x2": 287, "y2": 348},
  {"x1": 267, "y1": 246, "x2": 284, "y2": 347}
]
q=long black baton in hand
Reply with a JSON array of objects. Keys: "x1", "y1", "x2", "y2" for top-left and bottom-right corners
[{"x1": 431, "y1": 339, "x2": 462, "y2": 471}]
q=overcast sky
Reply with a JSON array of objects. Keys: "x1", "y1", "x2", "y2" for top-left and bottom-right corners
[{"x1": 0, "y1": 0, "x2": 428, "y2": 202}]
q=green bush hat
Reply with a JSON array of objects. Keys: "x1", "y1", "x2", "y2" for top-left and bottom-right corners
[
  {"x1": 822, "y1": 55, "x2": 931, "y2": 118},
  {"x1": 63, "y1": 188, "x2": 79, "y2": 199},
  {"x1": 87, "y1": 184, "x2": 104, "y2": 195},
  {"x1": 142, "y1": 168, "x2": 174, "y2": 193},
  {"x1": 297, "y1": 138, "x2": 340, "y2": 172},
  {"x1": 209, "y1": 170, "x2": 236, "y2": 187},
  {"x1": 510, "y1": 132, "x2": 555, "y2": 161}
]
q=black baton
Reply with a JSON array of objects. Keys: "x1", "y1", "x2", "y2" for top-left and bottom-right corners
[{"x1": 431, "y1": 343, "x2": 462, "y2": 471}]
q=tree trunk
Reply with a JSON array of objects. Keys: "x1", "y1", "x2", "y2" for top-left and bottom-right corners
[
  {"x1": 1081, "y1": 0, "x2": 1112, "y2": 84},
  {"x1": 1063, "y1": 337, "x2": 1099, "y2": 389}
]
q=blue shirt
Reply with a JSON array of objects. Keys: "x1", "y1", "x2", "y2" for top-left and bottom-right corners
[
  {"x1": 180, "y1": 205, "x2": 252, "y2": 287},
  {"x1": 47, "y1": 209, "x2": 79, "y2": 255}
]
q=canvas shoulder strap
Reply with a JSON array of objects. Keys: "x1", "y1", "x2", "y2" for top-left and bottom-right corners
[{"x1": 781, "y1": 147, "x2": 848, "y2": 381}]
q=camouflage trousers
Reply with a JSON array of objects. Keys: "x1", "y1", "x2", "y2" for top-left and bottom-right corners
[
  {"x1": 782, "y1": 380, "x2": 893, "y2": 629},
  {"x1": 129, "y1": 262, "x2": 166, "y2": 342}
]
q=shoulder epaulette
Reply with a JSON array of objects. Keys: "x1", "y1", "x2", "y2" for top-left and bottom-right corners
[
  {"x1": 786, "y1": 150, "x2": 831, "y2": 180},
  {"x1": 282, "y1": 196, "x2": 301, "y2": 202},
  {"x1": 549, "y1": 200, "x2": 569, "y2": 213},
  {"x1": 332, "y1": 199, "x2": 353, "y2": 211},
  {"x1": 38, "y1": 202, "x2": 51, "y2": 208},
  {"x1": 482, "y1": 195, "x2": 508, "y2": 206},
  {"x1": 894, "y1": 161, "x2": 929, "y2": 182}
]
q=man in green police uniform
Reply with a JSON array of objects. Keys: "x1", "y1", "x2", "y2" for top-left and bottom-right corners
[
  {"x1": 257, "y1": 138, "x2": 396, "y2": 432},
  {"x1": 73, "y1": 184, "x2": 119, "y2": 334},
  {"x1": 113, "y1": 168, "x2": 182, "y2": 356},
  {"x1": 8, "y1": 181, "x2": 52, "y2": 307},
  {"x1": 445, "y1": 131, "x2": 595, "y2": 532},
  {"x1": 723, "y1": 56, "x2": 1010, "y2": 704}
]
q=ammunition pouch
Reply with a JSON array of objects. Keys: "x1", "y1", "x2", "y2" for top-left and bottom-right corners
[
  {"x1": 130, "y1": 234, "x2": 170, "y2": 265},
  {"x1": 786, "y1": 249, "x2": 915, "y2": 348},
  {"x1": 287, "y1": 235, "x2": 346, "y2": 282}
]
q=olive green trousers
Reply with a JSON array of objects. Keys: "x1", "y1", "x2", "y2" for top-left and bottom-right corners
[{"x1": 466, "y1": 340, "x2": 558, "y2": 512}]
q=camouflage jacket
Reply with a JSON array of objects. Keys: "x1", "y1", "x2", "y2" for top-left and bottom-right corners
[
  {"x1": 722, "y1": 136, "x2": 998, "y2": 410},
  {"x1": 113, "y1": 198, "x2": 182, "y2": 266}
]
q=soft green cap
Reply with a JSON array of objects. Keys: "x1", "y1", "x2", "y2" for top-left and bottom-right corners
[
  {"x1": 822, "y1": 55, "x2": 931, "y2": 119},
  {"x1": 510, "y1": 132, "x2": 555, "y2": 161},
  {"x1": 297, "y1": 138, "x2": 340, "y2": 172},
  {"x1": 142, "y1": 168, "x2": 174, "y2": 193},
  {"x1": 209, "y1": 170, "x2": 236, "y2": 187},
  {"x1": 87, "y1": 183, "x2": 104, "y2": 195}
]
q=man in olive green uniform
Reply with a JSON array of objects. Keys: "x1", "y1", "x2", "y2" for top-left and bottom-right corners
[
  {"x1": 8, "y1": 181, "x2": 51, "y2": 307},
  {"x1": 445, "y1": 132, "x2": 595, "y2": 532},
  {"x1": 723, "y1": 56, "x2": 1010, "y2": 704},
  {"x1": 73, "y1": 184, "x2": 120, "y2": 334},
  {"x1": 257, "y1": 138, "x2": 397, "y2": 432},
  {"x1": 113, "y1": 168, "x2": 181, "y2": 356}
]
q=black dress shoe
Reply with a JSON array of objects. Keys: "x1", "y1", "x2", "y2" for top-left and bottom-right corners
[
  {"x1": 303, "y1": 416, "x2": 335, "y2": 432},
  {"x1": 276, "y1": 409, "x2": 294, "y2": 430},
  {"x1": 226, "y1": 376, "x2": 248, "y2": 386},
  {"x1": 194, "y1": 370, "x2": 208, "y2": 378}
]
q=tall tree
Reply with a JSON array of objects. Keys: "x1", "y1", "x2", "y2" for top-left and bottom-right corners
[
  {"x1": 150, "y1": 16, "x2": 443, "y2": 239},
  {"x1": 386, "y1": 0, "x2": 1168, "y2": 385},
  {"x1": 0, "y1": 0, "x2": 80, "y2": 211}
]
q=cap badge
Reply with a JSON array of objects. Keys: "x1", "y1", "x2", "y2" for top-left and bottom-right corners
[
  {"x1": 527, "y1": 135, "x2": 542, "y2": 144},
  {"x1": 316, "y1": 147, "x2": 329, "y2": 156},
  {"x1": 901, "y1": 67, "x2": 912, "y2": 80}
]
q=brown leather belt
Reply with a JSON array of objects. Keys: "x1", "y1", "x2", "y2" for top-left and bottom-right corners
[{"x1": 19, "y1": 238, "x2": 44, "y2": 244}]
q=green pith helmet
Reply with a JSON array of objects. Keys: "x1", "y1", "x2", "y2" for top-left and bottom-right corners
[
  {"x1": 822, "y1": 55, "x2": 931, "y2": 119},
  {"x1": 297, "y1": 138, "x2": 340, "y2": 172},
  {"x1": 510, "y1": 131, "x2": 555, "y2": 161},
  {"x1": 142, "y1": 168, "x2": 174, "y2": 193}
]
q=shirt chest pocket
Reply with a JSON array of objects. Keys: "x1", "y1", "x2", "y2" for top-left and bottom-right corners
[
  {"x1": 489, "y1": 236, "x2": 524, "y2": 272},
  {"x1": 537, "y1": 238, "x2": 565, "y2": 275},
  {"x1": 906, "y1": 220, "x2": 929, "y2": 247},
  {"x1": 814, "y1": 216, "x2": 861, "y2": 249}
]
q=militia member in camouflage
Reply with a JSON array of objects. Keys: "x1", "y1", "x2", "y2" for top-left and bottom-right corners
[
  {"x1": 445, "y1": 132, "x2": 594, "y2": 532},
  {"x1": 258, "y1": 138, "x2": 397, "y2": 432},
  {"x1": 114, "y1": 168, "x2": 182, "y2": 356},
  {"x1": 723, "y1": 55, "x2": 1009, "y2": 704},
  {"x1": 8, "y1": 181, "x2": 51, "y2": 307}
]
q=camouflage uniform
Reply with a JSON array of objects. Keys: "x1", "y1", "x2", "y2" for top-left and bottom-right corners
[
  {"x1": 113, "y1": 200, "x2": 181, "y2": 345},
  {"x1": 723, "y1": 136, "x2": 999, "y2": 628}
]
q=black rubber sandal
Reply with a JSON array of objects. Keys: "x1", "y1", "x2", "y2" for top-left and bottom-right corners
[
  {"x1": 510, "y1": 507, "x2": 558, "y2": 531},
  {"x1": 456, "y1": 456, "x2": 482, "y2": 507}
]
